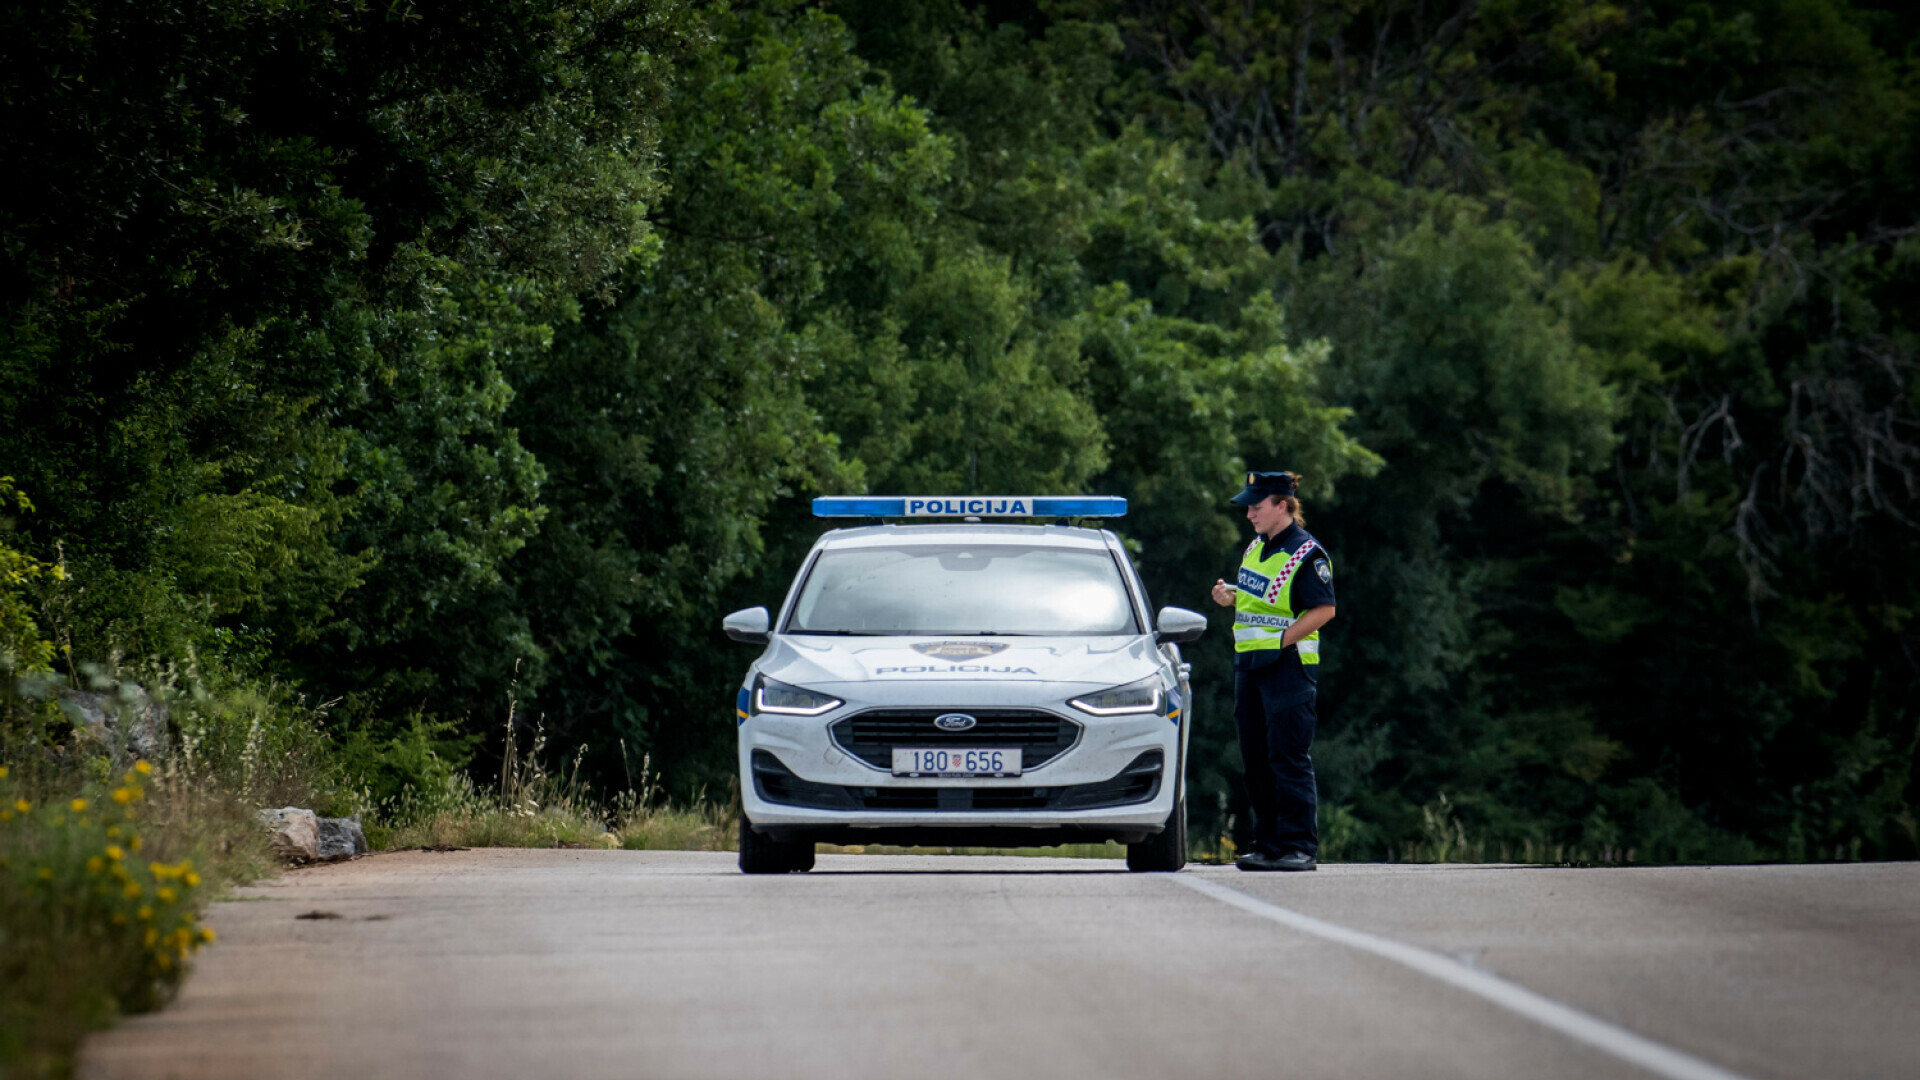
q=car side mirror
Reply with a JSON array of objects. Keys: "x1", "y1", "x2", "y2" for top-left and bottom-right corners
[
  {"x1": 722, "y1": 606, "x2": 771, "y2": 645},
  {"x1": 1155, "y1": 606, "x2": 1207, "y2": 645}
]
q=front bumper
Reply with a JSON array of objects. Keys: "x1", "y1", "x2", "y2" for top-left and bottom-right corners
[{"x1": 739, "y1": 700, "x2": 1179, "y2": 839}]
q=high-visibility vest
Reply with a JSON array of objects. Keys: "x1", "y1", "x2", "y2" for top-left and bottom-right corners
[{"x1": 1232, "y1": 531, "x2": 1323, "y2": 665}]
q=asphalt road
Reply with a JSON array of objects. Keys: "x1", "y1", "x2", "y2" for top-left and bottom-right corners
[{"x1": 78, "y1": 851, "x2": 1919, "y2": 1080}]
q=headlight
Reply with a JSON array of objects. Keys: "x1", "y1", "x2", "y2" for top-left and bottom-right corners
[
  {"x1": 753, "y1": 675, "x2": 843, "y2": 716},
  {"x1": 1069, "y1": 677, "x2": 1163, "y2": 716}
]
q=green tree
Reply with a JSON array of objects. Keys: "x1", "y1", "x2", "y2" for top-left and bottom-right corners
[
  {"x1": 1, "y1": 1, "x2": 686, "y2": 738},
  {"x1": 1100, "y1": 0, "x2": 1920, "y2": 859}
]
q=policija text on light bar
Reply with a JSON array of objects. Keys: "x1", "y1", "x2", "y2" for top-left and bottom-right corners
[{"x1": 810, "y1": 497, "x2": 1128, "y2": 518}]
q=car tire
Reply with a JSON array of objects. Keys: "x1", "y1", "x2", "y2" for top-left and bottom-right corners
[
  {"x1": 1126, "y1": 794, "x2": 1187, "y2": 872},
  {"x1": 739, "y1": 814, "x2": 812, "y2": 873}
]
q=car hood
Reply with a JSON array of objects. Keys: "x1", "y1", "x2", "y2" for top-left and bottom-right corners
[{"x1": 758, "y1": 635, "x2": 1160, "y2": 691}]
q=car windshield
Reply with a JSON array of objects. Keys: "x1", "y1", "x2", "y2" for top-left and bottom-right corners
[{"x1": 786, "y1": 544, "x2": 1139, "y2": 636}]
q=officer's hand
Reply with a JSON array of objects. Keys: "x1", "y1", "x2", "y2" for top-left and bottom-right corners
[{"x1": 1211, "y1": 578, "x2": 1235, "y2": 607}]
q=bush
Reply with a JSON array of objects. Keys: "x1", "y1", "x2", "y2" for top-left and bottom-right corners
[
  {"x1": 0, "y1": 662, "x2": 333, "y2": 1078},
  {"x1": 0, "y1": 762, "x2": 214, "y2": 1073},
  {"x1": 334, "y1": 712, "x2": 475, "y2": 819}
]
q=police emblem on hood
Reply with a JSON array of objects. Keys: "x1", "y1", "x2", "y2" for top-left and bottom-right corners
[{"x1": 912, "y1": 641, "x2": 1010, "y2": 660}]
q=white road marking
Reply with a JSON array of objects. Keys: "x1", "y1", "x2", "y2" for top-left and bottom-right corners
[{"x1": 1170, "y1": 873, "x2": 1756, "y2": 1080}]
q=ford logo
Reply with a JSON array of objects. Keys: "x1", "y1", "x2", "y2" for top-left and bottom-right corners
[{"x1": 933, "y1": 713, "x2": 977, "y2": 732}]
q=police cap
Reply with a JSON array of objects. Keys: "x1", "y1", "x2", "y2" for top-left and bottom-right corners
[{"x1": 1229, "y1": 471, "x2": 1298, "y2": 506}]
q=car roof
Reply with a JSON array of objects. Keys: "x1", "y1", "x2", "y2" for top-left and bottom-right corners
[{"x1": 812, "y1": 523, "x2": 1118, "y2": 552}]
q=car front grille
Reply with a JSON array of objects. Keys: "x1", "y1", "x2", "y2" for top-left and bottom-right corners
[
  {"x1": 829, "y1": 710, "x2": 1081, "y2": 770},
  {"x1": 751, "y1": 749, "x2": 1162, "y2": 813}
]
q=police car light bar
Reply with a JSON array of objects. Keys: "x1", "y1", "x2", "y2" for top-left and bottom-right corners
[{"x1": 812, "y1": 496, "x2": 1127, "y2": 518}]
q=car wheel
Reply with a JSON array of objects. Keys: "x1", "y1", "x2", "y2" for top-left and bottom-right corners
[
  {"x1": 1126, "y1": 794, "x2": 1187, "y2": 872},
  {"x1": 739, "y1": 814, "x2": 810, "y2": 873}
]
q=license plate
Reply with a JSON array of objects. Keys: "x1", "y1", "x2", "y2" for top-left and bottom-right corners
[{"x1": 891, "y1": 747, "x2": 1023, "y2": 777}]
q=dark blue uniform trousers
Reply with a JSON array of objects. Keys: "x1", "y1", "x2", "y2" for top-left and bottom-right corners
[{"x1": 1233, "y1": 664, "x2": 1319, "y2": 856}]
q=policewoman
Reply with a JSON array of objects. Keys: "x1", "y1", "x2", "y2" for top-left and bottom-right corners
[{"x1": 1209, "y1": 471, "x2": 1335, "y2": 872}]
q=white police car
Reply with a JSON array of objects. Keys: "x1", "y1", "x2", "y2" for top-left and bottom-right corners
[{"x1": 723, "y1": 496, "x2": 1207, "y2": 873}]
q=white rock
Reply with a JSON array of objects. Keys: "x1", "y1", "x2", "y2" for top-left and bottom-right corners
[{"x1": 258, "y1": 807, "x2": 320, "y2": 862}]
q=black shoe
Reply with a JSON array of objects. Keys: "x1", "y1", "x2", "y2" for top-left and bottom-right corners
[
  {"x1": 1236, "y1": 849, "x2": 1317, "y2": 872},
  {"x1": 1233, "y1": 844, "x2": 1278, "y2": 870},
  {"x1": 1273, "y1": 850, "x2": 1316, "y2": 872}
]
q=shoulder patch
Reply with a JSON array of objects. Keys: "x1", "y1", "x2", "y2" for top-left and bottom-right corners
[{"x1": 1316, "y1": 560, "x2": 1332, "y2": 583}]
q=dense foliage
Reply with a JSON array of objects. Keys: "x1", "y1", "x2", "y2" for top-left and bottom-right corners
[{"x1": 5, "y1": 0, "x2": 1915, "y2": 862}]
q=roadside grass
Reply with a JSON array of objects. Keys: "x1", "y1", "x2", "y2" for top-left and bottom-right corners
[
  {"x1": 374, "y1": 759, "x2": 736, "y2": 854},
  {"x1": 383, "y1": 718, "x2": 615, "y2": 850},
  {"x1": 1376, "y1": 792, "x2": 1765, "y2": 865},
  {"x1": 375, "y1": 717, "x2": 738, "y2": 853},
  {"x1": 620, "y1": 802, "x2": 734, "y2": 851},
  {"x1": 382, "y1": 768, "x2": 614, "y2": 849}
]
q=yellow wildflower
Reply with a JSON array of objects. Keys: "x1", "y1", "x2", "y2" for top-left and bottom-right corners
[
  {"x1": 123, "y1": 881, "x2": 141, "y2": 899},
  {"x1": 129, "y1": 835, "x2": 143, "y2": 852},
  {"x1": 134, "y1": 760, "x2": 152, "y2": 775},
  {"x1": 1, "y1": 809, "x2": 12, "y2": 823},
  {"x1": 144, "y1": 927, "x2": 158, "y2": 947},
  {"x1": 156, "y1": 887, "x2": 177, "y2": 903},
  {"x1": 137, "y1": 905, "x2": 152, "y2": 921},
  {"x1": 184, "y1": 871, "x2": 202, "y2": 887},
  {"x1": 113, "y1": 787, "x2": 135, "y2": 805},
  {"x1": 155, "y1": 953, "x2": 172, "y2": 971},
  {"x1": 199, "y1": 927, "x2": 217, "y2": 943},
  {"x1": 70, "y1": 798, "x2": 87, "y2": 812},
  {"x1": 14, "y1": 799, "x2": 30, "y2": 813},
  {"x1": 87, "y1": 856, "x2": 104, "y2": 874},
  {"x1": 38, "y1": 867, "x2": 54, "y2": 880},
  {"x1": 107, "y1": 825, "x2": 121, "y2": 838},
  {"x1": 0, "y1": 764, "x2": 8, "y2": 778},
  {"x1": 111, "y1": 913, "x2": 128, "y2": 926},
  {"x1": 105, "y1": 844, "x2": 123, "y2": 861}
]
